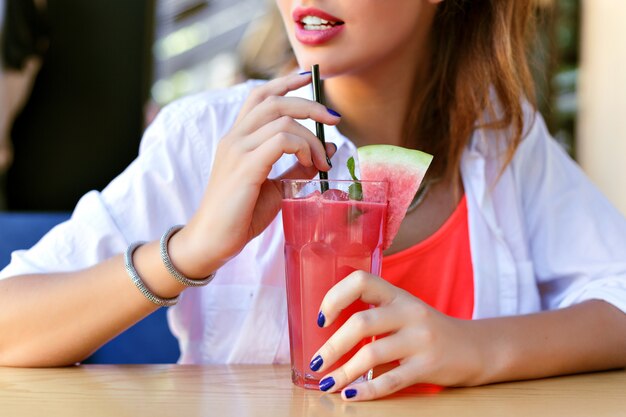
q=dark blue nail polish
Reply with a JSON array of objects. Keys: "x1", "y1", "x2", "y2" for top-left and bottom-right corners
[
  {"x1": 332, "y1": 143, "x2": 338, "y2": 151},
  {"x1": 310, "y1": 355, "x2": 323, "y2": 372},
  {"x1": 326, "y1": 156, "x2": 333, "y2": 168},
  {"x1": 327, "y1": 108, "x2": 342, "y2": 117},
  {"x1": 319, "y1": 376, "x2": 335, "y2": 392},
  {"x1": 317, "y1": 311, "x2": 326, "y2": 328},
  {"x1": 344, "y1": 388, "x2": 357, "y2": 399},
  {"x1": 299, "y1": 71, "x2": 312, "y2": 75}
]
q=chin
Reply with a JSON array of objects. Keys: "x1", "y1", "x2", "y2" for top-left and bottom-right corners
[{"x1": 293, "y1": 52, "x2": 352, "y2": 79}]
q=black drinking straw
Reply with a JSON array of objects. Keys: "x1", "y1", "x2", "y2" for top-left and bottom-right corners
[{"x1": 311, "y1": 64, "x2": 329, "y2": 193}]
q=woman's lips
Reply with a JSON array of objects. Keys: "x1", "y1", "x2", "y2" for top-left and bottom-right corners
[
  {"x1": 292, "y1": 7, "x2": 345, "y2": 46},
  {"x1": 292, "y1": 7, "x2": 343, "y2": 24},
  {"x1": 295, "y1": 24, "x2": 345, "y2": 46}
]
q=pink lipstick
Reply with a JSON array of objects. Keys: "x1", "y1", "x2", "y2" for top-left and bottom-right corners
[{"x1": 292, "y1": 7, "x2": 345, "y2": 46}]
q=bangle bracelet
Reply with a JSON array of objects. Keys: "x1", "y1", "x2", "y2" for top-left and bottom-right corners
[
  {"x1": 160, "y1": 225, "x2": 216, "y2": 287},
  {"x1": 125, "y1": 242, "x2": 179, "y2": 307}
]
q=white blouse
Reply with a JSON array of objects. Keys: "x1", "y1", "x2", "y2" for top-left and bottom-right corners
[{"x1": 2, "y1": 81, "x2": 626, "y2": 364}]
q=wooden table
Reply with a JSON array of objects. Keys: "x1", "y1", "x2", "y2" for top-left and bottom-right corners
[{"x1": 1, "y1": 365, "x2": 624, "y2": 417}]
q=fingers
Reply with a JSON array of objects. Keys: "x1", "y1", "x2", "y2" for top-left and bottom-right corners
[
  {"x1": 253, "y1": 135, "x2": 337, "y2": 179},
  {"x1": 312, "y1": 305, "x2": 404, "y2": 374},
  {"x1": 318, "y1": 333, "x2": 412, "y2": 396},
  {"x1": 236, "y1": 96, "x2": 341, "y2": 137},
  {"x1": 319, "y1": 271, "x2": 399, "y2": 328},
  {"x1": 277, "y1": 142, "x2": 338, "y2": 181},
  {"x1": 253, "y1": 132, "x2": 316, "y2": 174},
  {"x1": 223, "y1": 73, "x2": 341, "y2": 178},
  {"x1": 236, "y1": 72, "x2": 339, "y2": 132},
  {"x1": 236, "y1": 72, "x2": 313, "y2": 120},
  {"x1": 340, "y1": 359, "x2": 421, "y2": 401},
  {"x1": 245, "y1": 116, "x2": 331, "y2": 170},
  {"x1": 314, "y1": 272, "x2": 429, "y2": 400}
]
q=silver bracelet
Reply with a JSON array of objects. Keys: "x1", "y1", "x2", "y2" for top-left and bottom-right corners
[
  {"x1": 125, "y1": 242, "x2": 179, "y2": 307},
  {"x1": 160, "y1": 225, "x2": 216, "y2": 287}
]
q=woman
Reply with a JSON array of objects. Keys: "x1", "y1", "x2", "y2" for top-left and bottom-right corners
[{"x1": 1, "y1": 0, "x2": 626, "y2": 402}]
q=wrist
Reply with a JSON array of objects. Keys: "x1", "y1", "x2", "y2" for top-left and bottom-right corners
[
  {"x1": 132, "y1": 241, "x2": 186, "y2": 300},
  {"x1": 167, "y1": 225, "x2": 225, "y2": 280},
  {"x1": 462, "y1": 318, "x2": 514, "y2": 386}
]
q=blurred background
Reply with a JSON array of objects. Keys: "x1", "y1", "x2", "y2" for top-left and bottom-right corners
[{"x1": 0, "y1": 0, "x2": 624, "y2": 215}]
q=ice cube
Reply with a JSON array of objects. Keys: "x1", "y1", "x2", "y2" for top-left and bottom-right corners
[
  {"x1": 322, "y1": 189, "x2": 350, "y2": 201},
  {"x1": 297, "y1": 190, "x2": 322, "y2": 200}
]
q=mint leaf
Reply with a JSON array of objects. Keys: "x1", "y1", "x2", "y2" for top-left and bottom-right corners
[
  {"x1": 348, "y1": 183, "x2": 362, "y2": 201},
  {"x1": 346, "y1": 157, "x2": 363, "y2": 201},
  {"x1": 347, "y1": 157, "x2": 357, "y2": 180}
]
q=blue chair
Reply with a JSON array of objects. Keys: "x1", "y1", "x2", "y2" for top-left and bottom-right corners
[{"x1": 0, "y1": 212, "x2": 180, "y2": 364}]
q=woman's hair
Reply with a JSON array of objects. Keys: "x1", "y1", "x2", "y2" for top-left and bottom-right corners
[
  {"x1": 1, "y1": 0, "x2": 50, "y2": 70},
  {"x1": 408, "y1": 1, "x2": 537, "y2": 183}
]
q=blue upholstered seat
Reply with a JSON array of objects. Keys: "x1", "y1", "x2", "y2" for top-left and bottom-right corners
[{"x1": 0, "y1": 212, "x2": 180, "y2": 364}]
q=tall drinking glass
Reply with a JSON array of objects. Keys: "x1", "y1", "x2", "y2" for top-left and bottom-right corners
[{"x1": 281, "y1": 179, "x2": 388, "y2": 389}]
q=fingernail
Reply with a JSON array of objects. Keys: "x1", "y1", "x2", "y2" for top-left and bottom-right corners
[
  {"x1": 332, "y1": 143, "x2": 338, "y2": 151},
  {"x1": 326, "y1": 156, "x2": 333, "y2": 168},
  {"x1": 299, "y1": 71, "x2": 312, "y2": 75},
  {"x1": 344, "y1": 388, "x2": 357, "y2": 399},
  {"x1": 319, "y1": 376, "x2": 335, "y2": 392},
  {"x1": 310, "y1": 355, "x2": 323, "y2": 372},
  {"x1": 327, "y1": 108, "x2": 342, "y2": 117},
  {"x1": 317, "y1": 311, "x2": 326, "y2": 327}
]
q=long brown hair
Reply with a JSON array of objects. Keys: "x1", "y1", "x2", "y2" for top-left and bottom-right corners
[{"x1": 406, "y1": 1, "x2": 538, "y2": 183}]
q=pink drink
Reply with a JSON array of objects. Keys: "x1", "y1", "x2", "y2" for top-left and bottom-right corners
[{"x1": 281, "y1": 180, "x2": 387, "y2": 389}]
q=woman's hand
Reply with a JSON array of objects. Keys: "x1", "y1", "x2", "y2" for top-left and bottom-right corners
[
  {"x1": 170, "y1": 72, "x2": 340, "y2": 278},
  {"x1": 313, "y1": 271, "x2": 486, "y2": 401}
]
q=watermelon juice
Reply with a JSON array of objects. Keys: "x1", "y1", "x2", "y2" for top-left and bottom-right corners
[{"x1": 281, "y1": 179, "x2": 388, "y2": 389}]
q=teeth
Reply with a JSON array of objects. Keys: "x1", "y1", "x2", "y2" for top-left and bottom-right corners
[
  {"x1": 303, "y1": 24, "x2": 333, "y2": 30},
  {"x1": 301, "y1": 15, "x2": 339, "y2": 30},
  {"x1": 302, "y1": 16, "x2": 332, "y2": 25}
]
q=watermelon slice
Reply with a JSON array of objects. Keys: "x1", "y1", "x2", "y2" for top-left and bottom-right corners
[{"x1": 357, "y1": 145, "x2": 433, "y2": 250}]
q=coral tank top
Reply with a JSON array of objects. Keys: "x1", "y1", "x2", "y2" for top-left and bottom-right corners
[{"x1": 381, "y1": 196, "x2": 474, "y2": 320}]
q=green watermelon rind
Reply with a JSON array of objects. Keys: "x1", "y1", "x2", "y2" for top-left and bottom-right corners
[{"x1": 357, "y1": 145, "x2": 433, "y2": 172}]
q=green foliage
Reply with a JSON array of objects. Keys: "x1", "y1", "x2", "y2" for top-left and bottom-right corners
[{"x1": 346, "y1": 157, "x2": 363, "y2": 201}]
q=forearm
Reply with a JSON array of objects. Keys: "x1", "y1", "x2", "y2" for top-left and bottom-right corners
[
  {"x1": 0, "y1": 236, "x2": 214, "y2": 367},
  {"x1": 470, "y1": 300, "x2": 626, "y2": 385}
]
